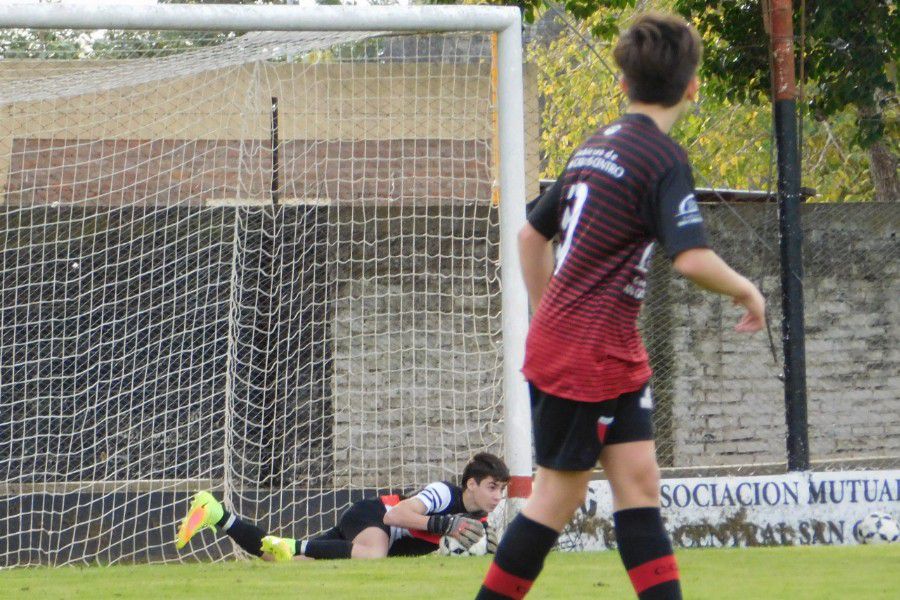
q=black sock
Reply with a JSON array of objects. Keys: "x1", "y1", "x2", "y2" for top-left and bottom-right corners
[
  {"x1": 476, "y1": 514, "x2": 559, "y2": 599},
  {"x1": 614, "y1": 507, "x2": 681, "y2": 600},
  {"x1": 216, "y1": 510, "x2": 266, "y2": 557},
  {"x1": 299, "y1": 539, "x2": 353, "y2": 559}
]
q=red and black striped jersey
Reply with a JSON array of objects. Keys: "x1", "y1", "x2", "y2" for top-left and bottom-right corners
[{"x1": 523, "y1": 113, "x2": 709, "y2": 402}]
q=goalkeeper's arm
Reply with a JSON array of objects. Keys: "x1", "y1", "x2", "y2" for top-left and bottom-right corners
[
  {"x1": 383, "y1": 499, "x2": 483, "y2": 549},
  {"x1": 382, "y1": 497, "x2": 431, "y2": 532}
]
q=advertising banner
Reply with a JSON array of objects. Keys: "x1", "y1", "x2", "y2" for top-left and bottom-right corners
[{"x1": 556, "y1": 470, "x2": 900, "y2": 550}]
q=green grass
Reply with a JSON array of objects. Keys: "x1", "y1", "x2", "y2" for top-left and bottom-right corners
[{"x1": 3, "y1": 545, "x2": 898, "y2": 599}]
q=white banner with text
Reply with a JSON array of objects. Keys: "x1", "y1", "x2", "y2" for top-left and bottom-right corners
[{"x1": 555, "y1": 470, "x2": 900, "y2": 550}]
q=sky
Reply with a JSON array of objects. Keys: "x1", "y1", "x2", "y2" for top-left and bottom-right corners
[{"x1": 23, "y1": 1, "x2": 408, "y2": 6}]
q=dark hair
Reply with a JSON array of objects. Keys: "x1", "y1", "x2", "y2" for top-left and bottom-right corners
[
  {"x1": 613, "y1": 12, "x2": 702, "y2": 107},
  {"x1": 461, "y1": 452, "x2": 510, "y2": 488}
]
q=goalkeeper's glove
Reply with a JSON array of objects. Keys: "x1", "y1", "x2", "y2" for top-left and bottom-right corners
[
  {"x1": 484, "y1": 524, "x2": 498, "y2": 554},
  {"x1": 427, "y1": 514, "x2": 484, "y2": 549}
]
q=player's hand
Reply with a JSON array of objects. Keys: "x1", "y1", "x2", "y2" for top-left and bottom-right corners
[
  {"x1": 426, "y1": 514, "x2": 486, "y2": 549},
  {"x1": 484, "y1": 524, "x2": 498, "y2": 554},
  {"x1": 447, "y1": 515, "x2": 485, "y2": 549},
  {"x1": 733, "y1": 282, "x2": 766, "y2": 333}
]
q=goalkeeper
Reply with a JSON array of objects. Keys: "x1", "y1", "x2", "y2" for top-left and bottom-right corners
[{"x1": 175, "y1": 452, "x2": 508, "y2": 560}]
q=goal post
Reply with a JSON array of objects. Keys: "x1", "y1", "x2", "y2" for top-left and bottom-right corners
[{"x1": 0, "y1": 4, "x2": 532, "y2": 566}]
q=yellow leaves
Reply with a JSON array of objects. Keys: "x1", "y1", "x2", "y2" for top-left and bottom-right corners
[{"x1": 527, "y1": 9, "x2": 874, "y2": 200}]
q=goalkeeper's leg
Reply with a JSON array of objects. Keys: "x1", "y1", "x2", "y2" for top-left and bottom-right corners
[
  {"x1": 175, "y1": 491, "x2": 267, "y2": 557},
  {"x1": 263, "y1": 501, "x2": 391, "y2": 561}
]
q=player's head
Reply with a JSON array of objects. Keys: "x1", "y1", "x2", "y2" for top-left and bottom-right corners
[
  {"x1": 461, "y1": 452, "x2": 509, "y2": 512},
  {"x1": 613, "y1": 11, "x2": 702, "y2": 109}
]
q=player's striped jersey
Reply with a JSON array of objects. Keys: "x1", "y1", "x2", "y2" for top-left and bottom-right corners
[
  {"x1": 381, "y1": 481, "x2": 485, "y2": 548},
  {"x1": 523, "y1": 113, "x2": 709, "y2": 402}
]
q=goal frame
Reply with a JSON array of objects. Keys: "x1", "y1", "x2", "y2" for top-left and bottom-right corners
[{"x1": 0, "y1": 2, "x2": 533, "y2": 502}]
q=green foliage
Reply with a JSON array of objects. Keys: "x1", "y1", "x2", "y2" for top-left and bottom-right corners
[
  {"x1": 517, "y1": 0, "x2": 896, "y2": 150},
  {"x1": 529, "y1": 9, "x2": 778, "y2": 194},
  {"x1": 0, "y1": 28, "x2": 96, "y2": 59},
  {"x1": 675, "y1": 0, "x2": 897, "y2": 150},
  {"x1": 797, "y1": 109, "x2": 876, "y2": 201},
  {"x1": 526, "y1": 2, "x2": 879, "y2": 200},
  {"x1": 495, "y1": 0, "x2": 638, "y2": 39},
  {"x1": 527, "y1": 13, "x2": 623, "y2": 178},
  {"x1": 0, "y1": 0, "x2": 279, "y2": 60},
  {"x1": 675, "y1": 102, "x2": 773, "y2": 191}
]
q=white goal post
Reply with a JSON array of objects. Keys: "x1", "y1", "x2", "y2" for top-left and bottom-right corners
[{"x1": 0, "y1": 3, "x2": 531, "y2": 566}]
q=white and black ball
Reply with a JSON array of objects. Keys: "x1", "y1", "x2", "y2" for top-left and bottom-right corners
[
  {"x1": 439, "y1": 533, "x2": 488, "y2": 556},
  {"x1": 853, "y1": 512, "x2": 900, "y2": 545}
]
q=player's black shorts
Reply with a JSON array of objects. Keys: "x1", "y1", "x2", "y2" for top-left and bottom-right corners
[
  {"x1": 324, "y1": 499, "x2": 390, "y2": 541},
  {"x1": 530, "y1": 382, "x2": 655, "y2": 471},
  {"x1": 320, "y1": 498, "x2": 438, "y2": 557}
]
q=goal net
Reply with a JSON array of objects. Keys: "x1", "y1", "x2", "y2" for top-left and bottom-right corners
[{"x1": 0, "y1": 7, "x2": 529, "y2": 567}]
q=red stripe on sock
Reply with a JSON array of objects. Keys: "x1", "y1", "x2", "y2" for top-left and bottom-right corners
[
  {"x1": 627, "y1": 555, "x2": 680, "y2": 594},
  {"x1": 483, "y1": 562, "x2": 534, "y2": 599}
]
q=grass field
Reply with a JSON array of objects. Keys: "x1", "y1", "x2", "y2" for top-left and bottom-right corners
[{"x1": 4, "y1": 545, "x2": 898, "y2": 599}]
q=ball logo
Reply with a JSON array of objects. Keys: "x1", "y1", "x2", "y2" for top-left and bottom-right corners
[
  {"x1": 675, "y1": 193, "x2": 703, "y2": 227},
  {"x1": 677, "y1": 194, "x2": 699, "y2": 217}
]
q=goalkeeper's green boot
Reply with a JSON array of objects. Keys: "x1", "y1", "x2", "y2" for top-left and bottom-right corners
[
  {"x1": 175, "y1": 491, "x2": 224, "y2": 550},
  {"x1": 261, "y1": 535, "x2": 296, "y2": 562}
]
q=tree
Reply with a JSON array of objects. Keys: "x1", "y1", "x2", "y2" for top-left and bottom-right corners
[
  {"x1": 503, "y1": 0, "x2": 896, "y2": 200},
  {"x1": 674, "y1": 1, "x2": 897, "y2": 201},
  {"x1": 0, "y1": 1, "x2": 281, "y2": 60},
  {"x1": 525, "y1": 7, "x2": 778, "y2": 195}
]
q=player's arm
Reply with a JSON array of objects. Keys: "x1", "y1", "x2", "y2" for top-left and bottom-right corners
[
  {"x1": 651, "y1": 163, "x2": 765, "y2": 333},
  {"x1": 383, "y1": 483, "x2": 483, "y2": 547},
  {"x1": 673, "y1": 249, "x2": 765, "y2": 332},
  {"x1": 382, "y1": 496, "x2": 430, "y2": 531},
  {"x1": 520, "y1": 178, "x2": 562, "y2": 312}
]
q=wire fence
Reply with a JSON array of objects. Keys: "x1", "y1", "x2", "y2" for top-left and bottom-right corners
[
  {"x1": 526, "y1": 4, "x2": 898, "y2": 475},
  {"x1": 0, "y1": 4, "x2": 896, "y2": 567}
]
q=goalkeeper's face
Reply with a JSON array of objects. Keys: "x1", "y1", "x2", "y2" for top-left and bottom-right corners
[{"x1": 467, "y1": 476, "x2": 507, "y2": 513}]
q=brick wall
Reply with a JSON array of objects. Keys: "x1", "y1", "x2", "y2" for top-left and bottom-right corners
[
  {"x1": 6, "y1": 138, "x2": 492, "y2": 205},
  {"x1": 660, "y1": 202, "x2": 899, "y2": 469}
]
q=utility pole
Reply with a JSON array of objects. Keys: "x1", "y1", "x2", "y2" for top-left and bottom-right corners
[{"x1": 767, "y1": 0, "x2": 809, "y2": 471}]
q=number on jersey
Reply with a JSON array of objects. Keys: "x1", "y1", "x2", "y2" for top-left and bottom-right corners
[{"x1": 555, "y1": 182, "x2": 588, "y2": 274}]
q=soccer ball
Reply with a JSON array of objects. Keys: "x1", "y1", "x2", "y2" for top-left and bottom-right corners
[
  {"x1": 439, "y1": 533, "x2": 488, "y2": 556},
  {"x1": 853, "y1": 512, "x2": 900, "y2": 545}
]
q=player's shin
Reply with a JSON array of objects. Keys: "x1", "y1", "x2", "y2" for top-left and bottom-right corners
[
  {"x1": 218, "y1": 510, "x2": 266, "y2": 558},
  {"x1": 299, "y1": 539, "x2": 353, "y2": 559},
  {"x1": 475, "y1": 514, "x2": 559, "y2": 600},
  {"x1": 613, "y1": 507, "x2": 681, "y2": 600}
]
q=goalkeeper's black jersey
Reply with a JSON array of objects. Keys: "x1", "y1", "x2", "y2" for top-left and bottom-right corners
[{"x1": 380, "y1": 481, "x2": 486, "y2": 554}]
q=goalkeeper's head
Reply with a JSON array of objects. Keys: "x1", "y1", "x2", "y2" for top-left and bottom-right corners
[
  {"x1": 461, "y1": 452, "x2": 510, "y2": 513},
  {"x1": 614, "y1": 11, "x2": 703, "y2": 111}
]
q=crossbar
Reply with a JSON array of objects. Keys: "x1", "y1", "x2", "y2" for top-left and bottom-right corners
[{"x1": 0, "y1": 4, "x2": 519, "y2": 33}]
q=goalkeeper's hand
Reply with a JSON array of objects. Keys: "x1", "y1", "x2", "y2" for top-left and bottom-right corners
[
  {"x1": 427, "y1": 514, "x2": 485, "y2": 549},
  {"x1": 484, "y1": 524, "x2": 498, "y2": 554}
]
